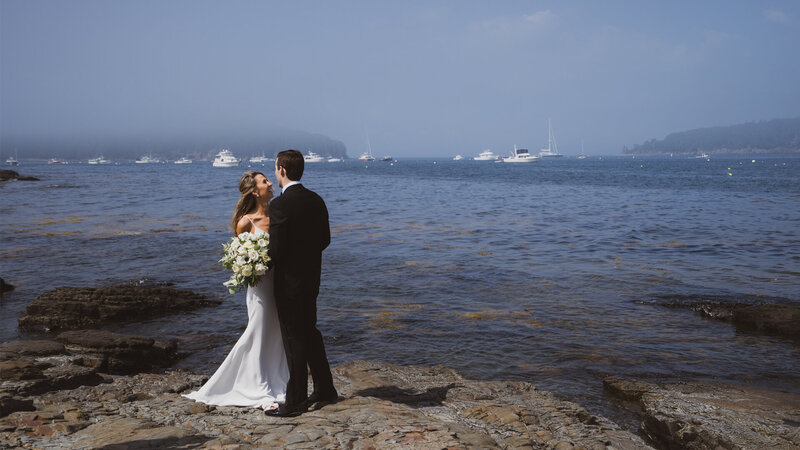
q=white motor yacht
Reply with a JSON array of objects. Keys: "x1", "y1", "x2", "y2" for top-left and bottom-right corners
[
  {"x1": 135, "y1": 155, "x2": 160, "y2": 164},
  {"x1": 473, "y1": 150, "x2": 498, "y2": 161},
  {"x1": 88, "y1": 156, "x2": 111, "y2": 165},
  {"x1": 249, "y1": 154, "x2": 269, "y2": 163},
  {"x1": 502, "y1": 145, "x2": 540, "y2": 163},
  {"x1": 174, "y1": 157, "x2": 193, "y2": 164},
  {"x1": 5, "y1": 156, "x2": 19, "y2": 166},
  {"x1": 327, "y1": 157, "x2": 343, "y2": 162},
  {"x1": 304, "y1": 151, "x2": 325, "y2": 163},
  {"x1": 380, "y1": 155, "x2": 392, "y2": 162},
  {"x1": 212, "y1": 149, "x2": 240, "y2": 167},
  {"x1": 453, "y1": 155, "x2": 464, "y2": 161}
]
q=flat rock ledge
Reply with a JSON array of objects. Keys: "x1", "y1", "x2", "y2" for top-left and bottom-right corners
[
  {"x1": 638, "y1": 295, "x2": 800, "y2": 340},
  {"x1": 1, "y1": 331, "x2": 178, "y2": 417},
  {"x1": 604, "y1": 376, "x2": 800, "y2": 449},
  {"x1": 18, "y1": 284, "x2": 221, "y2": 332},
  {"x1": 1, "y1": 360, "x2": 651, "y2": 449}
]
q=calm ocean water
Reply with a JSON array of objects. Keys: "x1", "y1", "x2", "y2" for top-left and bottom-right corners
[{"x1": 2, "y1": 155, "x2": 799, "y2": 421}]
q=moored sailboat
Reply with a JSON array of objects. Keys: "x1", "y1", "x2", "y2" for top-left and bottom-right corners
[
  {"x1": 538, "y1": 119, "x2": 563, "y2": 158},
  {"x1": 359, "y1": 132, "x2": 376, "y2": 161}
]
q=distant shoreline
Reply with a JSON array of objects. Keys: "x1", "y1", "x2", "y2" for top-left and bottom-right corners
[{"x1": 624, "y1": 149, "x2": 800, "y2": 156}]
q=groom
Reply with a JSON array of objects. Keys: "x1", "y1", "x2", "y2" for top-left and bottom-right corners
[{"x1": 267, "y1": 149, "x2": 338, "y2": 417}]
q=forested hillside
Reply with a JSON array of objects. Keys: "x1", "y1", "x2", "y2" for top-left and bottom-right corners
[{"x1": 623, "y1": 117, "x2": 800, "y2": 155}]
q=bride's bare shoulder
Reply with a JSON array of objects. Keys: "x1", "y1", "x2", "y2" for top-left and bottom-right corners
[{"x1": 235, "y1": 216, "x2": 252, "y2": 235}]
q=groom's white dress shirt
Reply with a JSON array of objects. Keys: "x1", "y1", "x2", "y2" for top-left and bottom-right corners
[{"x1": 281, "y1": 181, "x2": 300, "y2": 193}]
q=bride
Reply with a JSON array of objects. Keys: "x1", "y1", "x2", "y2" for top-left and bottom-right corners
[{"x1": 183, "y1": 171, "x2": 289, "y2": 411}]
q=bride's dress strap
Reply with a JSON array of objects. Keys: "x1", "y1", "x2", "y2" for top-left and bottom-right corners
[{"x1": 245, "y1": 215, "x2": 256, "y2": 227}]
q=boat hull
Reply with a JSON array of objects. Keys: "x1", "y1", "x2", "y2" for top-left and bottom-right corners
[{"x1": 502, "y1": 158, "x2": 539, "y2": 163}]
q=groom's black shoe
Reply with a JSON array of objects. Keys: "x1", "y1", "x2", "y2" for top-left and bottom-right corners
[
  {"x1": 308, "y1": 390, "x2": 340, "y2": 410},
  {"x1": 264, "y1": 403, "x2": 306, "y2": 417},
  {"x1": 308, "y1": 390, "x2": 339, "y2": 404}
]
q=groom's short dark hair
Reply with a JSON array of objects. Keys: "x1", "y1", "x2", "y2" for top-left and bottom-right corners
[{"x1": 276, "y1": 149, "x2": 304, "y2": 181}]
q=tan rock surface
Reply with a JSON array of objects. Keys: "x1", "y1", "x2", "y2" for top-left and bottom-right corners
[
  {"x1": 605, "y1": 376, "x2": 800, "y2": 449},
  {"x1": 2, "y1": 361, "x2": 651, "y2": 449}
]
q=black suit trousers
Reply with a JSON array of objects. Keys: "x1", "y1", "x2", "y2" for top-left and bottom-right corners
[{"x1": 275, "y1": 292, "x2": 335, "y2": 407}]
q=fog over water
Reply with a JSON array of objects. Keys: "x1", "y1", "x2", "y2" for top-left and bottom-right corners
[{"x1": 2, "y1": 1, "x2": 800, "y2": 157}]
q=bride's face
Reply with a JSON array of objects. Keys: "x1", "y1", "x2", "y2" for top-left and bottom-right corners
[{"x1": 253, "y1": 174, "x2": 274, "y2": 201}]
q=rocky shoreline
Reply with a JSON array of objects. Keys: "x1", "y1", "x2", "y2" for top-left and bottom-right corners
[
  {"x1": 2, "y1": 352, "x2": 652, "y2": 449},
  {"x1": 1, "y1": 285, "x2": 799, "y2": 448}
]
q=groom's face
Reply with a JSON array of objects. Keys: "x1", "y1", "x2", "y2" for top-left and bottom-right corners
[{"x1": 274, "y1": 161, "x2": 284, "y2": 188}]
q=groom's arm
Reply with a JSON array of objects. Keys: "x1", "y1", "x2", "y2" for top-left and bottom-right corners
[
  {"x1": 320, "y1": 200, "x2": 330, "y2": 252},
  {"x1": 268, "y1": 199, "x2": 288, "y2": 264}
]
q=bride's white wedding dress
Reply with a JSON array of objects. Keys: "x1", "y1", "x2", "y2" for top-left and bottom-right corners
[{"x1": 183, "y1": 223, "x2": 288, "y2": 410}]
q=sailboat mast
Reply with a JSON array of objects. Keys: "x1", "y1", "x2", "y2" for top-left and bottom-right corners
[{"x1": 365, "y1": 131, "x2": 373, "y2": 157}]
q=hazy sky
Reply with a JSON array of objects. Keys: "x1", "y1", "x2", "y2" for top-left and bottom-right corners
[{"x1": 2, "y1": 1, "x2": 799, "y2": 156}]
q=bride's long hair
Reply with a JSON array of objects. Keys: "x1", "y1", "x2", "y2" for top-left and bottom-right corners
[{"x1": 230, "y1": 171, "x2": 265, "y2": 232}]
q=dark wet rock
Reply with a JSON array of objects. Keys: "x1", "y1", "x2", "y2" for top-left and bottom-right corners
[
  {"x1": 0, "y1": 395, "x2": 35, "y2": 417},
  {"x1": 1, "y1": 361, "x2": 652, "y2": 449},
  {"x1": 18, "y1": 284, "x2": 220, "y2": 332},
  {"x1": 603, "y1": 376, "x2": 658, "y2": 402},
  {"x1": 0, "y1": 340, "x2": 65, "y2": 361},
  {"x1": 0, "y1": 333, "x2": 178, "y2": 404},
  {"x1": 640, "y1": 295, "x2": 800, "y2": 340},
  {"x1": 56, "y1": 329, "x2": 178, "y2": 374},
  {"x1": 731, "y1": 303, "x2": 800, "y2": 337},
  {"x1": 40, "y1": 363, "x2": 104, "y2": 393},
  {"x1": 0, "y1": 278, "x2": 14, "y2": 293},
  {"x1": 0, "y1": 357, "x2": 104, "y2": 398},
  {"x1": 605, "y1": 376, "x2": 800, "y2": 449},
  {"x1": 0, "y1": 170, "x2": 39, "y2": 182}
]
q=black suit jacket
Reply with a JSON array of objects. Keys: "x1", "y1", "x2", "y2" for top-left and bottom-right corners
[{"x1": 268, "y1": 184, "x2": 330, "y2": 302}]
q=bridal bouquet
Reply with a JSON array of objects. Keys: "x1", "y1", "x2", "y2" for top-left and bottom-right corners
[{"x1": 220, "y1": 232, "x2": 271, "y2": 294}]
